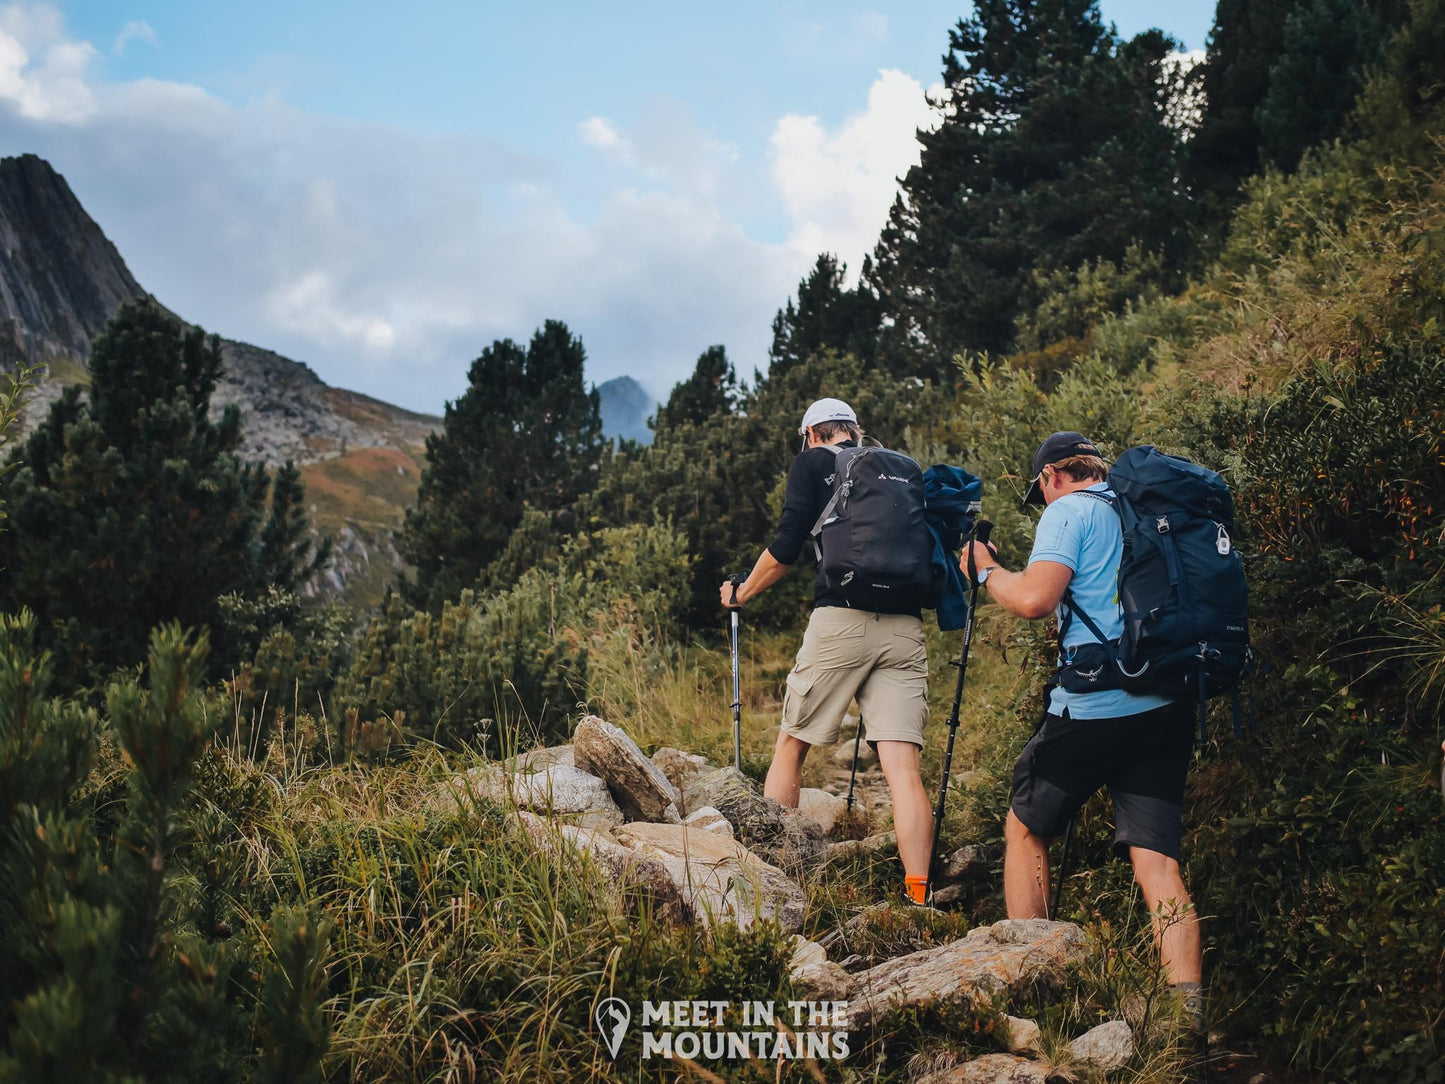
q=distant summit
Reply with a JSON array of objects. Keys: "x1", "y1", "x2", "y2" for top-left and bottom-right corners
[
  {"x1": 597, "y1": 375, "x2": 655, "y2": 445},
  {"x1": 0, "y1": 153, "x2": 438, "y2": 465}
]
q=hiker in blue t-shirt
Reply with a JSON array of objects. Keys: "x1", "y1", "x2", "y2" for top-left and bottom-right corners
[{"x1": 962, "y1": 432, "x2": 1204, "y2": 1027}]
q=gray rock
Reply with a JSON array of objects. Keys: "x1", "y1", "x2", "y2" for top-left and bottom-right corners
[
  {"x1": 682, "y1": 805, "x2": 734, "y2": 838},
  {"x1": 573, "y1": 715, "x2": 681, "y2": 823},
  {"x1": 611, "y1": 821, "x2": 805, "y2": 932},
  {"x1": 683, "y1": 767, "x2": 826, "y2": 871},
  {"x1": 1067, "y1": 1020, "x2": 1133, "y2": 1073},
  {"x1": 941, "y1": 844, "x2": 993, "y2": 882},
  {"x1": 512, "y1": 764, "x2": 623, "y2": 828},
  {"x1": 651, "y1": 746, "x2": 708, "y2": 794},
  {"x1": 826, "y1": 831, "x2": 898, "y2": 864},
  {"x1": 1001, "y1": 1015, "x2": 1043, "y2": 1057},
  {"x1": 842, "y1": 920, "x2": 1088, "y2": 1031},
  {"x1": 512, "y1": 813, "x2": 692, "y2": 926},
  {"x1": 791, "y1": 960, "x2": 859, "y2": 1003},
  {"x1": 515, "y1": 744, "x2": 575, "y2": 772},
  {"x1": 916, "y1": 1053, "x2": 1048, "y2": 1084},
  {"x1": 929, "y1": 883, "x2": 969, "y2": 908},
  {"x1": 797, "y1": 787, "x2": 849, "y2": 836},
  {"x1": 831, "y1": 736, "x2": 878, "y2": 768}
]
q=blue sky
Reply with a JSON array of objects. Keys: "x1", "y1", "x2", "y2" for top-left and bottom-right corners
[{"x1": 5, "y1": 2, "x2": 1216, "y2": 412}]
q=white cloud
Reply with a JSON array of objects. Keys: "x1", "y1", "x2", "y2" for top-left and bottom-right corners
[
  {"x1": 266, "y1": 270, "x2": 395, "y2": 353},
  {"x1": 770, "y1": 68, "x2": 938, "y2": 280},
  {"x1": 0, "y1": 8, "x2": 95, "y2": 122},
  {"x1": 0, "y1": 2, "x2": 924, "y2": 408},
  {"x1": 579, "y1": 115, "x2": 629, "y2": 156},
  {"x1": 112, "y1": 19, "x2": 157, "y2": 55}
]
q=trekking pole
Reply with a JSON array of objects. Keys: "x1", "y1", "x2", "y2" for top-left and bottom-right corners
[
  {"x1": 845, "y1": 714, "x2": 864, "y2": 812},
  {"x1": 928, "y1": 519, "x2": 993, "y2": 896},
  {"x1": 728, "y1": 574, "x2": 746, "y2": 772},
  {"x1": 1052, "y1": 817, "x2": 1075, "y2": 919}
]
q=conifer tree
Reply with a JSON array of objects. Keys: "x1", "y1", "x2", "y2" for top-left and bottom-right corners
[
  {"x1": 400, "y1": 319, "x2": 603, "y2": 611},
  {"x1": 0, "y1": 300, "x2": 329, "y2": 685},
  {"x1": 652, "y1": 344, "x2": 738, "y2": 433},
  {"x1": 768, "y1": 254, "x2": 882, "y2": 377},
  {"x1": 868, "y1": 0, "x2": 1188, "y2": 369},
  {"x1": 1255, "y1": 0, "x2": 1389, "y2": 170}
]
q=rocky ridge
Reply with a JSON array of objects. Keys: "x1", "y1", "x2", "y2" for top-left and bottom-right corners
[{"x1": 439, "y1": 712, "x2": 1155, "y2": 1081}]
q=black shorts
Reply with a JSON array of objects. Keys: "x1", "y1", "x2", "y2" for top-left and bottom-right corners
[{"x1": 1009, "y1": 701, "x2": 1194, "y2": 861}]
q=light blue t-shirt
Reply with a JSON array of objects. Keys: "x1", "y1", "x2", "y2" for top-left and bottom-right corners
[{"x1": 1029, "y1": 483, "x2": 1174, "y2": 719}]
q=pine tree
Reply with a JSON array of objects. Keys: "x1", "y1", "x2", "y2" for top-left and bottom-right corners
[
  {"x1": 652, "y1": 345, "x2": 738, "y2": 433},
  {"x1": 868, "y1": 0, "x2": 1188, "y2": 369},
  {"x1": 768, "y1": 254, "x2": 882, "y2": 377},
  {"x1": 1255, "y1": 0, "x2": 1390, "y2": 171},
  {"x1": 0, "y1": 300, "x2": 328, "y2": 686},
  {"x1": 399, "y1": 319, "x2": 603, "y2": 611}
]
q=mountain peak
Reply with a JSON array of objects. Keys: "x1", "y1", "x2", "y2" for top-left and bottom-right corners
[
  {"x1": 597, "y1": 375, "x2": 655, "y2": 445},
  {"x1": 0, "y1": 154, "x2": 146, "y2": 369}
]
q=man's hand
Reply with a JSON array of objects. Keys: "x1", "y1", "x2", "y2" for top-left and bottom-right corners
[
  {"x1": 963, "y1": 539, "x2": 1000, "y2": 579},
  {"x1": 720, "y1": 578, "x2": 744, "y2": 609}
]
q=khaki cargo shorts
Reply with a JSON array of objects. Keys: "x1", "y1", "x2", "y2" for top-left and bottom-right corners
[{"x1": 780, "y1": 607, "x2": 929, "y2": 749}]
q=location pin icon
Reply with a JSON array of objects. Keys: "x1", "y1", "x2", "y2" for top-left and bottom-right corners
[{"x1": 595, "y1": 997, "x2": 631, "y2": 1059}]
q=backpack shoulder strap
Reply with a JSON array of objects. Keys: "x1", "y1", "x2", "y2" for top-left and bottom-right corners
[
  {"x1": 1069, "y1": 488, "x2": 1117, "y2": 510},
  {"x1": 808, "y1": 444, "x2": 853, "y2": 540}
]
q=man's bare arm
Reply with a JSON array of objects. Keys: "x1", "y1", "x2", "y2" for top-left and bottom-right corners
[
  {"x1": 963, "y1": 541, "x2": 1073, "y2": 619},
  {"x1": 720, "y1": 549, "x2": 790, "y2": 608}
]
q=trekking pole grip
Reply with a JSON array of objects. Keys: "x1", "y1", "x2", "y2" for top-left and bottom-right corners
[
  {"x1": 728, "y1": 573, "x2": 746, "y2": 608},
  {"x1": 968, "y1": 519, "x2": 994, "y2": 582}
]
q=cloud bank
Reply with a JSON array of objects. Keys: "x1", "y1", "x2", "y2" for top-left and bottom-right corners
[{"x1": 0, "y1": 3, "x2": 935, "y2": 411}]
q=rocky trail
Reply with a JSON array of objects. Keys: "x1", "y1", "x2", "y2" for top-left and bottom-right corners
[{"x1": 437, "y1": 713, "x2": 1166, "y2": 1082}]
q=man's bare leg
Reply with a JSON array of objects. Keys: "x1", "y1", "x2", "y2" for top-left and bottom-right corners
[
  {"x1": 1003, "y1": 808, "x2": 1051, "y2": 919},
  {"x1": 1129, "y1": 846, "x2": 1202, "y2": 984},
  {"x1": 876, "y1": 740, "x2": 931, "y2": 881},
  {"x1": 763, "y1": 732, "x2": 811, "y2": 807}
]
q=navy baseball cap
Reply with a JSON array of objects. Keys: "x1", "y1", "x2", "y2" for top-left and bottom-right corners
[{"x1": 1023, "y1": 431, "x2": 1102, "y2": 505}]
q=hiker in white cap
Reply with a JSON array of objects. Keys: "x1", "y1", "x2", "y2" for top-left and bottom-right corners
[{"x1": 721, "y1": 398, "x2": 936, "y2": 906}]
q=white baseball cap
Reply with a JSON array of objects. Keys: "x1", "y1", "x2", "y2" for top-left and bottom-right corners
[{"x1": 798, "y1": 397, "x2": 858, "y2": 435}]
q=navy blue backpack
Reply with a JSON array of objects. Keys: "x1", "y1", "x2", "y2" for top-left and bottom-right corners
[{"x1": 1062, "y1": 446, "x2": 1251, "y2": 738}]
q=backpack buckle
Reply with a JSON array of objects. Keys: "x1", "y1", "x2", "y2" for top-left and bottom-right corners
[{"x1": 1155, "y1": 515, "x2": 1170, "y2": 533}]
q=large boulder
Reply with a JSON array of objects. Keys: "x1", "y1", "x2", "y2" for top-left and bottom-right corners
[
  {"x1": 573, "y1": 715, "x2": 681, "y2": 823},
  {"x1": 683, "y1": 767, "x2": 826, "y2": 871},
  {"x1": 1068, "y1": 1020, "x2": 1133, "y2": 1073},
  {"x1": 514, "y1": 744, "x2": 575, "y2": 772},
  {"x1": 513, "y1": 814, "x2": 691, "y2": 926},
  {"x1": 438, "y1": 761, "x2": 622, "y2": 828},
  {"x1": 843, "y1": 920, "x2": 1087, "y2": 1031},
  {"x1": 611, "y1": 821, "x2": 806, "y2": 932},
  {"x1": 512, "y1": 764, "x2": 623, "y2": 828},
  {"x1": 915, "y1": 1054, "x2": 1048, "y2": 1084}
]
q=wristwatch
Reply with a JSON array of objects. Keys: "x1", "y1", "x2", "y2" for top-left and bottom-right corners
[{"x1": 977, "y1": 565, "x2": 995, "y2": 586}]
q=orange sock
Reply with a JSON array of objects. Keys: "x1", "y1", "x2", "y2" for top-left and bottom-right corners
[{"x1": 904, "y1": 874, "x2": 929, "y2": 904}]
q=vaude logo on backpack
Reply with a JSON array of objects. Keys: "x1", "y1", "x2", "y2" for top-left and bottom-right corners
[
  {"x1": 810, "y1": 445, "x2": 938, "y2": 610},
  {"x1": 1060, "y1": 446, "x2": 1250, "y2": 712}
]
